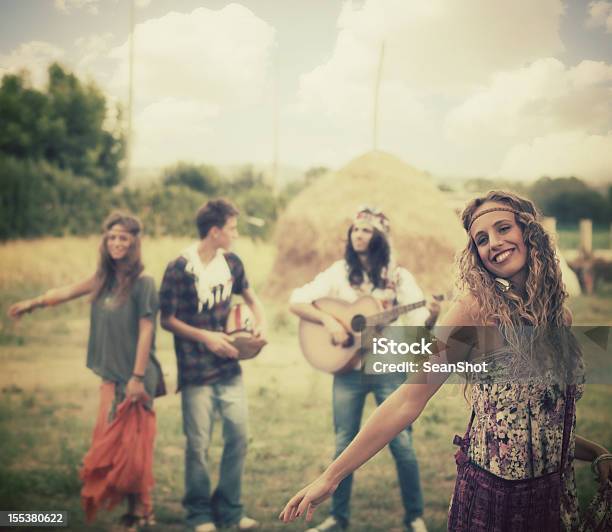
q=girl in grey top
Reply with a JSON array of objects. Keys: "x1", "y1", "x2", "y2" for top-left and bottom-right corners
[{"x1": 9, "y1": 211, "x2": 164, "y2": 531}]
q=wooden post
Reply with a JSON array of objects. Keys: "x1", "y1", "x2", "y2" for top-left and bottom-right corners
[
  {"x1": 579, "y1": 219, "x2": 593, "y2": 256},
  {"x1": 542, "y1": 216, "x2": 557, "y2": 244},
  {"x1": 579, "y1": 219, "x2": 594, "y2": 294}
]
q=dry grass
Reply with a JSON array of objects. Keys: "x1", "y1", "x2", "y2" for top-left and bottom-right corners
[
  {"x1": 0, "y1": 236, "x2": 275, "y2": 293},
  {"x1": 0, "y1": 237, "x2": 610, "y2": 531}
]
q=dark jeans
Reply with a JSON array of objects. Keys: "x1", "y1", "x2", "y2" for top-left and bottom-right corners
[
  {"x1": 181, "y1": 375, "x2": 248, "y2": 527},
  {"x1": 331, "y1": 371, "x2": 424, "y2": 527}
]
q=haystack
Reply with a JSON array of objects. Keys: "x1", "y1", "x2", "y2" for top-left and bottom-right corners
[{"x1": 265, "y1": 150, "x2": 466, "y2": 299}]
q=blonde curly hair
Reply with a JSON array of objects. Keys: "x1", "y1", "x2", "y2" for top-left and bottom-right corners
[{"x1": 458, "y1": 191, "x2": 581, "y2": 382}]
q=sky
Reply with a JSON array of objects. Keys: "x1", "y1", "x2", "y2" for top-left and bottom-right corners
[{"x1": 1, "y1": 0, "x2": 611, "y2": 183}]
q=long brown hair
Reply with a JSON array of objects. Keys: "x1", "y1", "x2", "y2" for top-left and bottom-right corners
[
  {"x1": 92, "y1": 212, "x2": 144, "y2": 304},
  {"x1": 344, "y1": 226, "x2": 391, "y2": 289},
  {"x1": 458, "y1": 191, "x2": 581, "y2": 382}
]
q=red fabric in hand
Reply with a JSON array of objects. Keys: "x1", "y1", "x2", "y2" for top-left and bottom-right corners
[{"x1": 80, "y1": 389, "x2": 156, "y2": 523}]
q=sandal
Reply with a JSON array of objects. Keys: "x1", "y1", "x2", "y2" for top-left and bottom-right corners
[{"x1": 136, "y1": 513, "x2": 156, "y2": 528}]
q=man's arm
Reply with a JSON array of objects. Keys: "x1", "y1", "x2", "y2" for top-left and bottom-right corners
[
  {"x1": 396, "y1": 268, "x2": 440, "y2": 328},
  {"x1": 241, "y1": 287, "x2": 267, "y2": 339},
  {"x1": 159, "y1": 260, "x2": 238, "y2": 359},
  {"x1": 289, "y1": 303, "x2": 349, "y2": 345},
  {"x1": 289, "y1": 262, "x2": 349, "y2": 345},
  {"x1": 160, "y1": 314, "x2": 239, "y2": 359}
]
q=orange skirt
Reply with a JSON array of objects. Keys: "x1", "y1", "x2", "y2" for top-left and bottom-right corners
[{"x1": 80, "y1": 381, "x2": 156, "y2": 522}]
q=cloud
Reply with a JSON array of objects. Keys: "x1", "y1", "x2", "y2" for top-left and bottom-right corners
[
  {"x1": 74, "y1": 33, "x2": 115, "y2": 71},
  {"x1": 54, "y1": 0, "x2": 151, "y2": 14},
  {"x1": 291, "y1": 0, "x2": 567, "y2": 169},
  {"x1": 131, "y1": 98, "x2": 219, "y2": 166},
  {"x1": 108, "y1": 5, "x2": 275, "y2": 107},
  {"x1": 0, "y1": 41, "x2": 65, "y2": 87},
  {"x1": 445, "y1": 58, "x2": 612, "y2": 142},
  {"x1": 586, "y1": 1, "x2": 612, "y2": 32},
  {"x1": 54, "y1": 0, "x2": 100, "y2": 15},
  {"x1": 105, "y1": 5, "x2": 275, "y2": 166},
  {"x1": 498, "y1": 131, "x2": 612, "y2": 182},
  {"x1": 299, "y1": 0, "x2": 564, "y2": 95}
]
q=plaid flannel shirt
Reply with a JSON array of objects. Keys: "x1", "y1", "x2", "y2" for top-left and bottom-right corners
[{"x1": 160, "y1": 249, "x2": 249, "y2": 389}]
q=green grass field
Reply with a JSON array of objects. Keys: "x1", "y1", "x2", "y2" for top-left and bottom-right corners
[{"x1": 0, "y1": 238, "x2": 610, "y2": 532}]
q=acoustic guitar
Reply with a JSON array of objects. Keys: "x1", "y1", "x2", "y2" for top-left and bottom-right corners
[{"x1": 298, "y1": 295, "x2": 444, "y2": 374}]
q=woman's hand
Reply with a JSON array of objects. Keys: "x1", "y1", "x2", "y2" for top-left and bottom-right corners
[
  {"x1": 126, "y1": 377, "x2": 148, "y2": 403},
  {"x1": 279, "y1": 474, "x2": 338, "y2": 523},
  {"x1": 595, "y1": 454, "x2": 612, "y2": 485},
  {"x1": 7, "y1": 298, "x2": 40, "y2": 319}
]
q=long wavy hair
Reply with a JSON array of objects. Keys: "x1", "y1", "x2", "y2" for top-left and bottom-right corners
[
  {"x1": 458, "y1": 191, "x2": 581, "y2": 382},
  {"x1": 345, "y1": 226, "x2": 391, "y2": 289},
  {"x1": 91, "y1": 212, "x2": 144, "y2": 304}
]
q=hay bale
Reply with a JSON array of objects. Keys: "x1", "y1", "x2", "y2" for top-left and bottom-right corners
[{"x1": 265, "y1": 150, "x2": 465, "y2": 299}]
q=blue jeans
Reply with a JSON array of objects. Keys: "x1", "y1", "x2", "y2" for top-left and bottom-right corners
[
  {"x1": 181, "y1": 375, "x2": 248, "y2": 527},
  {"x1": 331, "y1": 371, "x2": 423, "y2": 527}
]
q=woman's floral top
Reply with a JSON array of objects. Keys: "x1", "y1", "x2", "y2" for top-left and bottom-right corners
[{"x1": 467, "y1": 349, "x2": 584, "y2": 531}]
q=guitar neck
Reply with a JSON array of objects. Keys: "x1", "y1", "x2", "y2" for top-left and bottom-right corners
[{"x1": 366, "y1": 300, "x2": 427, "y2": 327}]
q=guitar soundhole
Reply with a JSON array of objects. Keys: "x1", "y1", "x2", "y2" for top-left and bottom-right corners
[
  {"x1": 342, "y1": 334, "x2": 355, "y2": 348},
  {"x1": 351, "y1": 314, "x2": 367, "y2": 332}
]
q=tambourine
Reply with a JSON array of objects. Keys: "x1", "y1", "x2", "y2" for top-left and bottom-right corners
[{"x1": 225, "y1": 304, "x2": 267, "y2": 360}]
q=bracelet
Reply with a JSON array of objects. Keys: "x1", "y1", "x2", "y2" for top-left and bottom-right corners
[
  {"x1": 27, "y1": 297, "x2": 41, "y2": 312},
  {"x1": 132, "y1": 373, "x2": 145, "y2": 382},
  {"x1": 591, "y1": 453, "x2": 612, "y2": 478}
]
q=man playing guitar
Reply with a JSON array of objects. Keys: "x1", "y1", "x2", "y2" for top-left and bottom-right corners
[{"x1": 289, "y1": 207, "x2": 439, "y2": 532}]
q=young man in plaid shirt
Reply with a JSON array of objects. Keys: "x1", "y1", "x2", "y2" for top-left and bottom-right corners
[{"x1": 160, "y1": 199, "x2": 266, "y2": 532}]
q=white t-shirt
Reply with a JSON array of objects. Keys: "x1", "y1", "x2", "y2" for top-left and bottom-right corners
[{"x1": 290, "y1": 260, "x2": 429, "y2": 327}]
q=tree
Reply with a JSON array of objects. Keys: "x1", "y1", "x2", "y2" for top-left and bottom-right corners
[
  {"x1": 529, "y1": 177, "x2": 609, "y2": 224},
  {"x1": 0, "y1": 72, "x2": 57, "y2": 160},
  {"x1": 162, "y1": 162, "x2": 222, "y2": 195},
  {"x1": 0, "y1": 63, "x2": 125, "y2": 187}
]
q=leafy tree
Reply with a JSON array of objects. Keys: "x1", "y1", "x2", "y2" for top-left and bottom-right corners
[
  {"x1": 44, "y1": 63, "x2": 124, "y2": 186},
  {"x1": 0, "y1": 73, "x2": 57, "y2": 160},
  {"x1": 0, "y1": 154, "x2": 112, "y2": 239},
  {"x1": 162, "y1": 162, "x2": 222, "y2": 195},
  {"x1": 529, "y1": 177, "x2": 609, "y2": 224},
  {"x1": 226, "y1": 165, "x2": 266, "y2": 193},
  {"x1": 0, "y1": 63, "x2": 125, "y2": 188}
]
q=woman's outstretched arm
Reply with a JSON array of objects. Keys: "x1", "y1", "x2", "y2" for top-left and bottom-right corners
[
  {"x1": 279, "y1": 298, "x2": 478, "y2": 524},
  {"x1": 279, "y1": 377, "x2": 447, "y2": 523},
  {"x1": 7, "y1": 275, "x2": 96, "y2": 319}
]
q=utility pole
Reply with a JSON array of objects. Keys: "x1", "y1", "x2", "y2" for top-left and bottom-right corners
[
  {"x1": 272, "y1": 47, "x2": 280, "y2": 197},
  {"x1": 372, "y1": 41, "x2": 385, "y2": 151},
  {"x1": 126, "y1": 0, "x2": 135, "y2": 182}
]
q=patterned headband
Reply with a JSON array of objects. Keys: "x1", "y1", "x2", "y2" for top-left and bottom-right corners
[
  {"x1": 353, "y1": 207, "x2": 390, "y2": 234},
  {"x1": 467, "y1": 207, "x2": 521, "y2": 232},
  {"x1": 106, "y1": 222, "x2": 141, "y2": 236}
]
